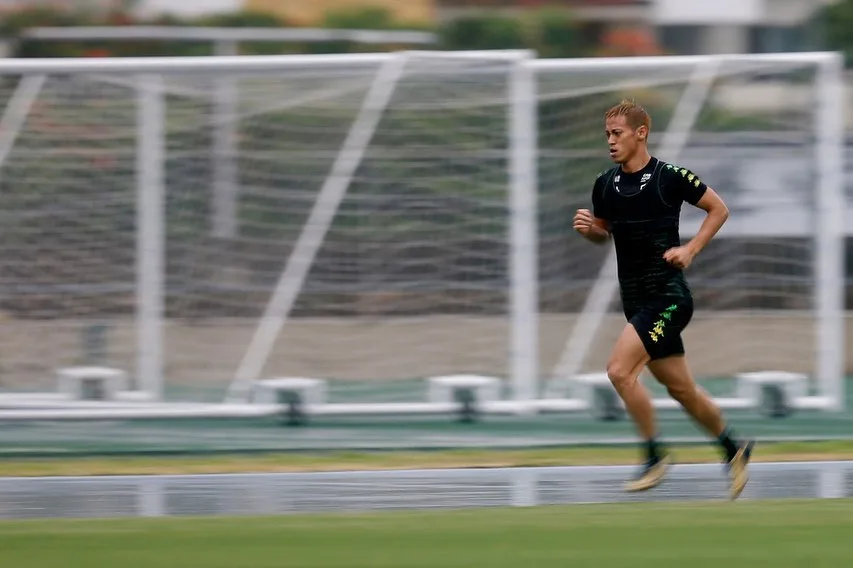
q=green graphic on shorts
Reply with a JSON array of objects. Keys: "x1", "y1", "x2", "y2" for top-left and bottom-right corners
[{"x1": 649, "y1": 304, "x2": 678, "y2": 343}]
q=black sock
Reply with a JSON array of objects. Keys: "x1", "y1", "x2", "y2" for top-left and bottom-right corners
[
  {"x1": 645, "y1": 438, "x2": 662, "y2": 463},
  {"x1": 718, "y1": 426, "x2": 739, "y2": 462}
]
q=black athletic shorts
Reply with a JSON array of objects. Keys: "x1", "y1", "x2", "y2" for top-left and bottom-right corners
[{"x1": 625, "y1": 297, "x2": 694, "y2": 361}]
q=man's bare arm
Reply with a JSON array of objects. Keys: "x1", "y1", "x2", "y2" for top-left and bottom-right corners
[
  {"x1": 684, "y1": 187, "x2": 729, "y2": 256},
  {"x1": 574, "y1": 209, "x2": 611, "y2": 244},
  {"x1": 586, "y1": 217, "x2": 611, "y2": 244}
]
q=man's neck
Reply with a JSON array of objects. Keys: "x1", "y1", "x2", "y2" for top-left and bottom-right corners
[{"x1": 620, "y1": 151, "x2": 652, "y2": 174}]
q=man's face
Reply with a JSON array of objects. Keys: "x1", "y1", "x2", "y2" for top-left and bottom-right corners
[{"x1": 605, "y1": 115, "x2": 646, "y2": 164}]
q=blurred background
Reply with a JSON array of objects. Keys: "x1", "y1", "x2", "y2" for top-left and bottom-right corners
[
  {"x1": 1, "y1": 0, "x2": 849, "y2": 60},
  {"x1": 0, "y1": 0, "x2": 852, "y2": 526}
]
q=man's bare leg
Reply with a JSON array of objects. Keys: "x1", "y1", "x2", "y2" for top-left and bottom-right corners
[
  {"x1": 646, "y1": 355, "x2": 726, "y2": 437},
  {"x1": 607, "y1": 324, "x2": 653, "y2": 437},
  {"x1": 607, "y1": 324, "x2": 670, "y2": 491},
  {"x1": 647, "y1": 354, "x2": 755, "y2": 499}
]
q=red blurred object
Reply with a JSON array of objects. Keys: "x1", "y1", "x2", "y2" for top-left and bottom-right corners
[
  {"x1": 107, "y1": 11, "x2": 134, "y2": 26},
  {"x1": 83, "y1": 48, "x2": 111, "y2": 58},
  {"x1": 598, "y1": 26, "x2": 664, "y2": 56}
]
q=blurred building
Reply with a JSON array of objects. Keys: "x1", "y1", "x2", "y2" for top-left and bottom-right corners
[
  {"x1": 437, "y1": 0, "x2": 838, "y2": 55},
  {"x1": 651, "y1": 0, "x2": 836, "y2": 54},
  {"x1": 231, "y1": 0, "x2": 839, "y2": 55},
  {"x1": 4, "y1": 0, "x2": 839, "y2": 56}
]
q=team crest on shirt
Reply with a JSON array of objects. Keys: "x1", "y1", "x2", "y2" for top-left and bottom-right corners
[{"x1": 640, "y1": 172, "x2": 651, "y2": 189}]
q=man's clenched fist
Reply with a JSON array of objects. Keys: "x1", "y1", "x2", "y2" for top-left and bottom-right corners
[{"x1": 573, "y1": 209, "x2": 594, "y2": 236}]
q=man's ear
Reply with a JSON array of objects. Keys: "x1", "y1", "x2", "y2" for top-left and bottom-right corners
[{"x1": 636, "y1": 125, "x2": 648, "y2": 141}]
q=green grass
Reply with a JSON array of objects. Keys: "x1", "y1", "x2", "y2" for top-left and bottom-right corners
[
  {"x1": 1, "y1": 500, "x2": 851, "y2": 567},
  {"x1": 3, "y1": 440, "x2": 853, "y2": 477}
]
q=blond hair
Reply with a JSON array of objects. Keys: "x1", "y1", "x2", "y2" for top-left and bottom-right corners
[{"x1": 605, "y1": 99, "x2": 652, "y2": 133}]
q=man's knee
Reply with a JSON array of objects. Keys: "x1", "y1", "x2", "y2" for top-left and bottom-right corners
[
  {"x1": 607, "y1": 360, "x2": 637, "y2": 392},
  {"x1": 665, "y1": 382, "x2": 695, "y2": 404},
  {"x1": 665, "y1": 379, "x2": 713, "y2": 408}
]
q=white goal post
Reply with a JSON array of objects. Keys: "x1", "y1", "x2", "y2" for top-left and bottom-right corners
[{"x1": 0, "y1": 50, "x2": 844, "y2": 421}]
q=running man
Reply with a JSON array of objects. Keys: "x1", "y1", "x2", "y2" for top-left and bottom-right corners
[{"x1": 573, "y1": 100, "x2": 754, "y2": 499}]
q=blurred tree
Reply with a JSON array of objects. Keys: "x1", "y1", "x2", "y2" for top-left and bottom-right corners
[
  {"x1": 0, "y1": 6, "x2": 88, "y2": 37},
  {"x1": 1, "y1": 7, "x2": 97, "y2": 57},
  {"x1": 528, "y1": 7, "x2": 583, "y2": 58},
  {"x1": 324, "y1": 6, "x2": 396, "y2": 30},
  {"x1": 440, "y1": 15, "x2": 526, "y2": 51},
  {"x1": 196, "y1": 10, "x2": 288, "y2": 28},
  {"x1": 300, "y1": 7, "x2": 396, "y2": 54},
  {"x1": 817, "y1": 0, "x2": 853, "y2": 64}
]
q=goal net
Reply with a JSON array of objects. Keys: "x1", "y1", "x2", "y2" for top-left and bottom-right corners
[
  {"x1": 535, "y1": 54, "x2": 845, "y2": 411},
  {"x1": 0, "y1": 51, "x2": 539, "y2": 409},
  {"x1": 0, "y1": 51, "x2": 843, "y2": 416}
]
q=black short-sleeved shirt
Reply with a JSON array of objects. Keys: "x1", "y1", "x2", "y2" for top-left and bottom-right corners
[{"x1": 591, "y1": 156, "x2": 708, "y2": 314}]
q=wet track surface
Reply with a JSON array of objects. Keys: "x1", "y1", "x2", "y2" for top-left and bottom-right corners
[{"x1": 1, "y1": 461, "x2": 851, "y2": 519}]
